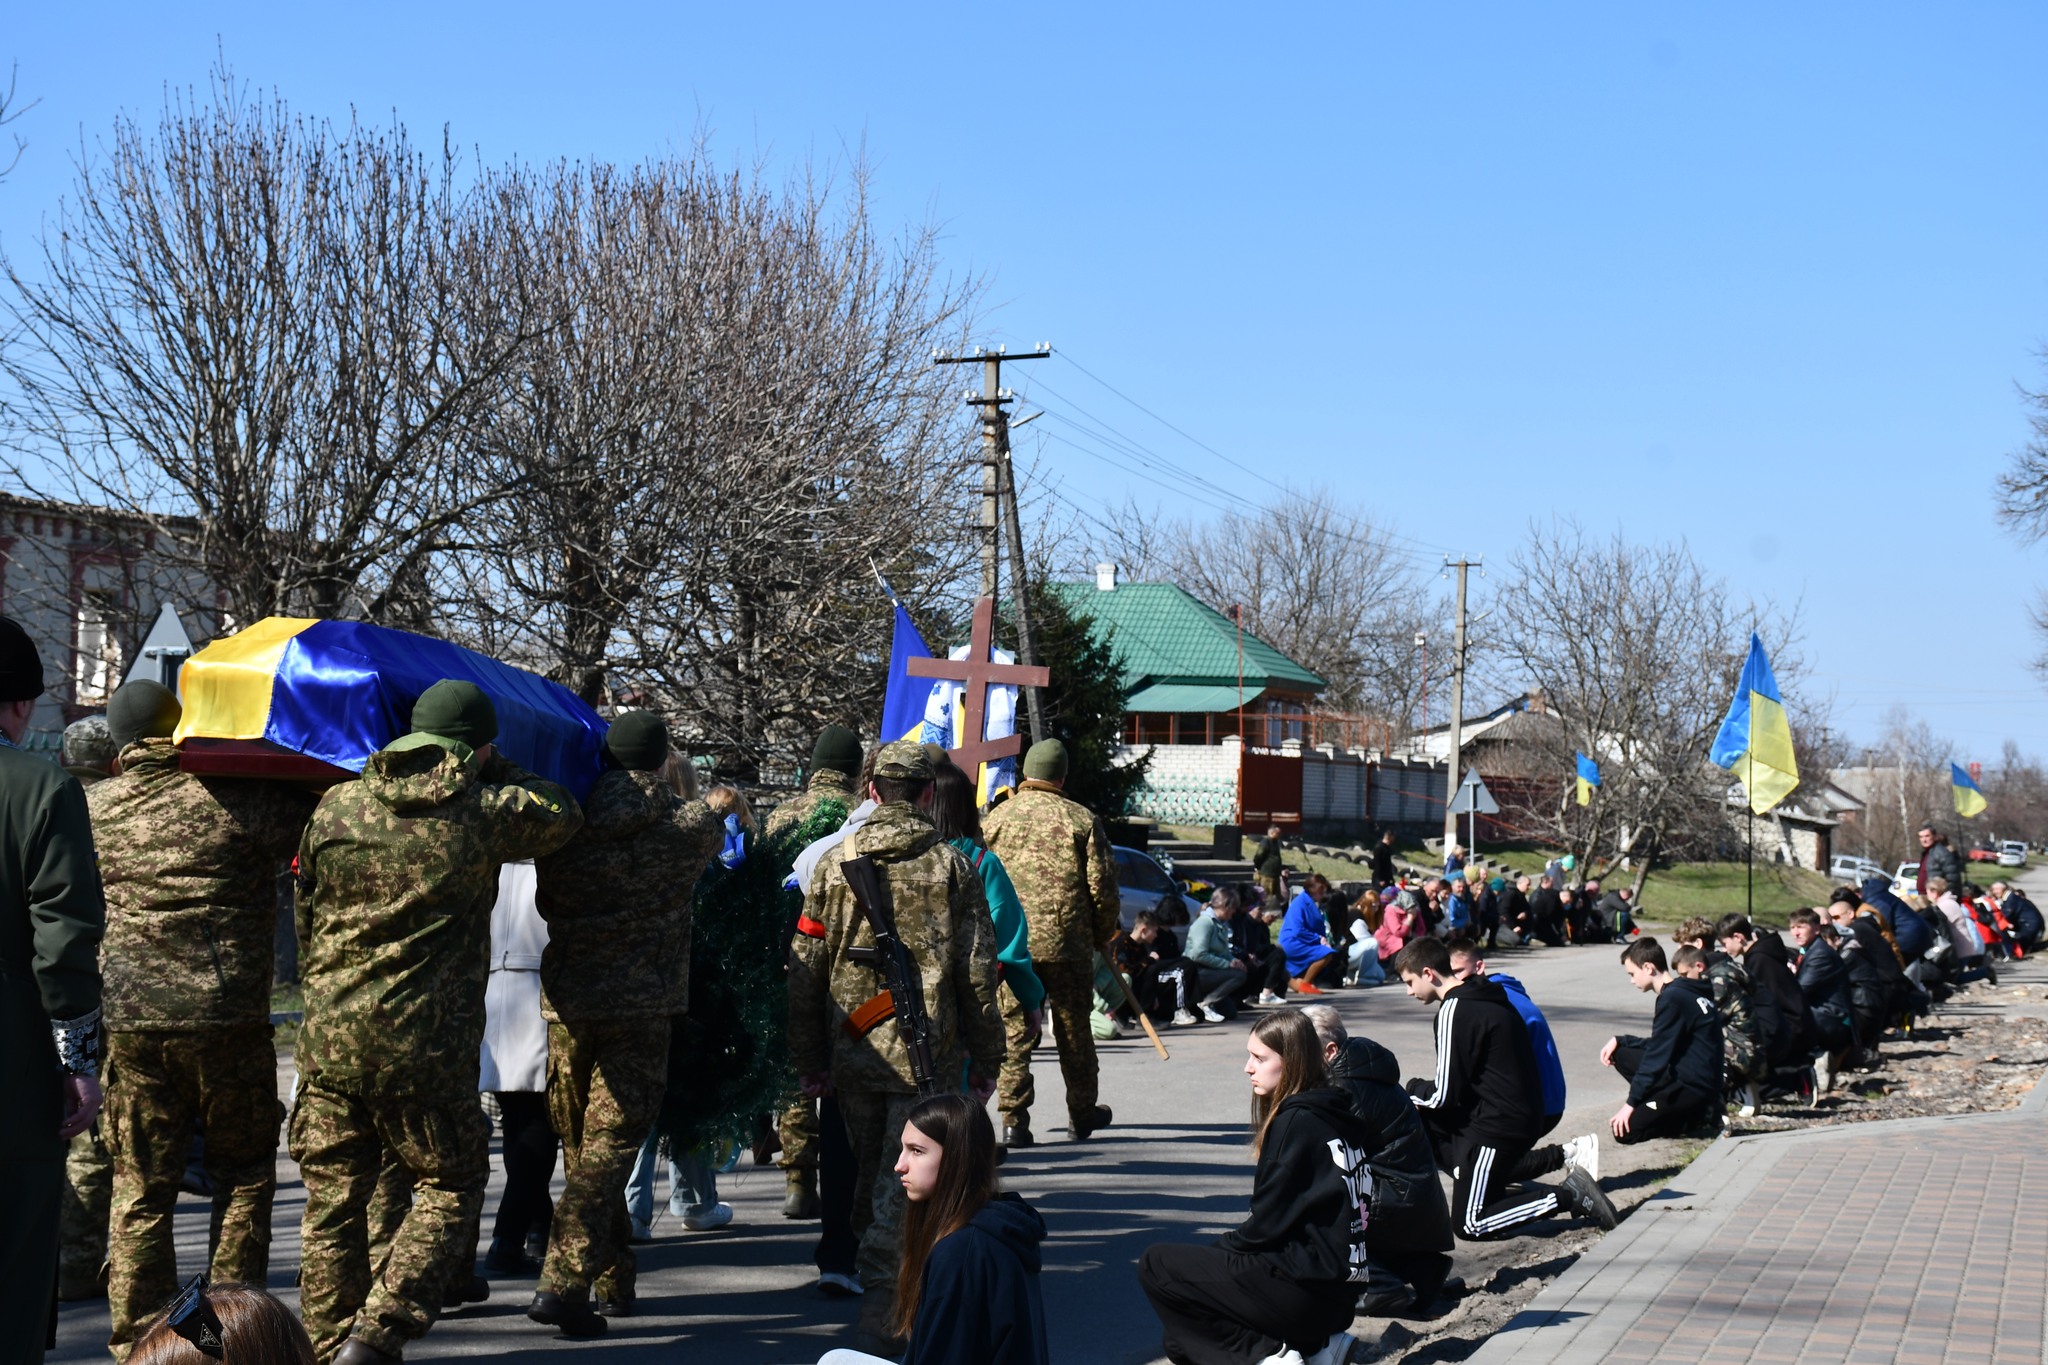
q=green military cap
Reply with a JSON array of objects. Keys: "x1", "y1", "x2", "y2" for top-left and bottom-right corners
[
  {"x1": 606, "y1": 709, "x2": 669, "y2": 771},
  {"x1": 873, "y1": 738, "x2": 934, "y2": 781},
  {"x1": 1023, "y1": 738, "x2": 1068, "y2": 782},
  {"x1": 62, "y1": 715, "x2": 118, "y2": 772},
  {"x1": 107, "y1": 679, "x2": 183, "y2": 750},
  {"x1": 811, "y1": 724, "x2": 863, "y2": 778},
  {"x1": 920, "y1": 742, "x2": 949, "y2": 771},
  {"x1": 411, "y1": 679, "x2": 498, "y2": 748}
]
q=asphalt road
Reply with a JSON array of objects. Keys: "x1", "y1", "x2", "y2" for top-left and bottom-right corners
[{"x1": 53, "y1": 892, "x2": 1952, "y2": 1364}]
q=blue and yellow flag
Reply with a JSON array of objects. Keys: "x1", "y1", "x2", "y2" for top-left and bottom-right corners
[
  {"x1": 1709, "y1": 633, "x2": 1799, "y2": 815},
  {"x1": 1951, "y1": 762, "x2": 1988, "y2": 819},
  {"x1": 1575, "y1": 753, "x2": 1602, "y2": 807},
  {"x1": 879, "y1": 602, "x2": 934, "y2": 743}
]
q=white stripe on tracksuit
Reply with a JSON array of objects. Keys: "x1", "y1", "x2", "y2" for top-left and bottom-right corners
[
  {"x1": 1462, "y1": 1144, "x2": 1560, "y2": 1236},
  {"x1": 1415, "y1": 997, "x2": 1457, "y2": 1109}
]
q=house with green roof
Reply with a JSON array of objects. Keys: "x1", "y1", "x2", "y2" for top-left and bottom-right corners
[{"x1": 1049, "y1": 568, "x2": 1326, "y2": 748}]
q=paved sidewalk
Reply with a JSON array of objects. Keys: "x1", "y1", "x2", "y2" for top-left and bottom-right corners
[{"x1": 1468, "y1": 1034, "x2": 2048, "y2": 1365}]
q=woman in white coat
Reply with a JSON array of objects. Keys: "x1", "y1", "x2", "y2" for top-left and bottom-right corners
[{"x1": 480, "y1": 860, "x2": 560, "y2": 1275}]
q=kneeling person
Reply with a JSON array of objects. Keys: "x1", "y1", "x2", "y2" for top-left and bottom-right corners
[{"x1": 1598, "y1": 940, "x2": 1723, "y2": 1143}]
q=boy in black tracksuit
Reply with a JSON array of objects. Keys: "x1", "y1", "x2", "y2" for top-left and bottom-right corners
[
  {"x1": 1393, "y1": 939, "x2": 1617, "y2": 1240},
  {"x1": 1600, "y1": 940, "x2": 1723, "y2": 1143}
]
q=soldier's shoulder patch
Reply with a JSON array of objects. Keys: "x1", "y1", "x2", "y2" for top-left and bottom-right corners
[{"x1": 796, "y1": 912, "x2": 829, "y2": 939}]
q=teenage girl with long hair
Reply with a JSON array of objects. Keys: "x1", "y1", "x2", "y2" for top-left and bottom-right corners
[
  {"x1": 818, "y1": 1092, "x2": 1049, "y2": 1365},
  {"x1": 1140, "y1": 1010, "x2": 1373, "y2": 1365}
]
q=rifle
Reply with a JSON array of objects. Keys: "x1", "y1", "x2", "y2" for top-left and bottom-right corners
[{"x1": 841, "y1": 854, "x2": 942, "y2": 1096}]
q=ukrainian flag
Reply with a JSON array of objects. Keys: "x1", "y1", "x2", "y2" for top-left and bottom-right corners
[
  {"x1": 1575, "y1": 753, "x2": 1601, "y2": 807},
  {"x1": 1951, "y1": 762, "x2": 1988, "y2": 819},
  {"x1": 1708, "y1": 633, "x2": 1799, "y2": 815},
  {"x1": 879, "y1": 602, "x2": 934, "y2": 743}
]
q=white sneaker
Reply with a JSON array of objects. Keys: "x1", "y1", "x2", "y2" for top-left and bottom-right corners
[
  {"x1": 1813, "y1": 1050, "x2": 1834, "y2": 1095},
  {"x1": 681, "y1": 1202, "x2": 734, "y2": 1231},
  {"x1": 1562, "y1": 1132, "x2": 1600, "y2": 1183},
  {"x1": 816, "y1": 1270, "x2": 862, "y2": 1296},
  {"x1": 1199, "y1": 1003, "x2": 1227, "y2": 1023},
  {"x1": 1172, "y1": 1009, "x2": 1201, "y2": 1027},
  {"x1": 1307, "y1": 1331, "x2": 1358, "y2": 1365},
  {"x1": 1258, "y1": 990, "x2": 1285, "y2": 1006},
  {"x1": 1256, "y1": 1351, "x2": 1307, "y2": 1365}
]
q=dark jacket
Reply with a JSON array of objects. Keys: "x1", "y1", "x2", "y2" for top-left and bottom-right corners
[
  {"x1": 1370, "y1": 843, "x2": 1397, "y2": 886},
  {"x1": 1861, "y1": 876, "x2": 1934, "y2": 960},
  {"x1": 1222, "y1": 1087, "x2": 1371, "y2": 1289},
  {"x1": 1253, "y1": 836, "x2": 1285, "y2": 878},
  {"x1": 1325, "y1": 1036, "x2": 1454, "y2": 1255},
  {"x1": 1528, "y1": 886, "x2": 1565, "y2": 944},
  {"x1": 1499, "y1": 885, "x2": 1532, "y2": 930},
  {"x1": 1742, "y1": 933, "x2": 1811, "y2": 1061},
  {"x1": 903, "y1": 1193, "x2": 1049, "y2": 1365},
  {"x1": 1409, "y1": 975, "x2": 1546, "y2": 1146},
  {"x1": 1616, "y1": 976, "x2": 1722, "y2": 1108},
  {"x1": 1919, "y1": 840, "x2": 1963, "y2": 898},
  {"x1": 2006, "y1": 891, "x2": 2044, "y2": 948},
  {"x1": 1794, "y1": 936, "x2": 1856, "y2": 1039}
]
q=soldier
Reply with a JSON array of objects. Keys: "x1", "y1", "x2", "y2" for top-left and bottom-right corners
[
  {"x1": 982, "y1": 738, "x2": 1120, "y2": 1147},
  {"x1": 290, "y1": 680, "x2": 582, "y2": 1365},
  {"x1": 0, "y1": 616, "x2": 104, "y2": 1365},
  {"x1": 88, "y1": 680, "x2": 318, "y2": 1359},
  {"x1": 524, "y1": 712, "x2": 722, "y2": 1336},
  {"x1": 787, "y1": 740, "x2": 1003, "y2": 1353},
  {"x1": 56, "y1": 714, "x2": 116, "y2": 1305}
]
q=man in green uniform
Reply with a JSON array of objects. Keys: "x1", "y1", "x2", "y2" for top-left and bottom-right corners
[
  {"x1": 0, "y1": 616, "x2": 104, "y2": 1365},
  {"x1": 982, "y1": 738, "x2": 1121, "y2": 1147},
  {"x1": 525, "y1": 711, "x2": 722, "y2": 1336},
  {"x1": 290, "y1": 681, "x2": 583, "y2": 1365},
  {"x1": 90, "y1": 680, "x2": 318, "y2": 1358},
  {"x1": 1252, "y1": 823, "x2": 1285, "y2": 907},
  {"x1": 787, "y1": 740, "x2": 1003, "y2": 1353},
  {"x1": 56, "y1": 714, "x2": 115, "y2": 1305}
]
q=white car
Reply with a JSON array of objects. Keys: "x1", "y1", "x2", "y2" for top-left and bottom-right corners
[
  {"x1": 1894, "y1": 861, "x2": 1919, "y2": 890},
  {"x1": 1828, "y1": 856, "x2": 1887, "y2": 885},
  {"x1": 1999, "y1": 840, "x2": 2027, "y2": 868}
]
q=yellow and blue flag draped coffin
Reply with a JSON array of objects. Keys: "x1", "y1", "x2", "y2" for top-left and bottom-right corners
[{"x1": 171, "y1": 617, "x2": 609, "y2": 797}]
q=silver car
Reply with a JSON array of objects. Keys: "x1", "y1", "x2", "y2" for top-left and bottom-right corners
[{"x1": 1112, "y1": 845, "x2": 1203, "y2": 945}]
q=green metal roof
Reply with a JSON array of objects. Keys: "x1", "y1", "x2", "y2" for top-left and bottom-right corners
[
  {"x1": 1126, "y1": 682, "x2": 1267, "y2": 714},
  {"x1": 1049, "y1": 582, "x2": 1326, "y2": 697}
]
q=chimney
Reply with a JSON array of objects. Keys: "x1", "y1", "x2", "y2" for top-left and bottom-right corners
[{"x1": 1095, "y1": 562, "x2": 1118, "y2": 592}]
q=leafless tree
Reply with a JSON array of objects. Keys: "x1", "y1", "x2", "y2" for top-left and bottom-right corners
[
  {"x1": 0, "y1": 63, "x2": 36, "y2": 181},
  {"x1": 1995, "y1": 354, "x2": 2048, "y2": 673},
  {"x1": 0, "y1": 68, "x2": 538, "y2": 629},
  {"x1": 1847, "y1": 706, "x2": 1957, "y2": 868}
]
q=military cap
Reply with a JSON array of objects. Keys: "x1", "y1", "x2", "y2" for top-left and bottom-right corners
[
  {"x1": 62, "y1": 715, "x2": 117, "y2": 773},
  {"x1": 108, "y1": 679, "x2": 183, "y2": 750},
  {"x1": 0, "y1": 614, "x2": 43, "y2": 702},
  {"x1": 1023, "y1": 738, "x2": 1069, "y2": 782},
  {"x1": 872, "y1": 738, "x2": 934, "y2": 781},
  {"x1": 411, "y1": 678, "x2": 498, "y2": 748},
  {"x1": 920, "y1": 741, "x2": 949, "y2": 771},
  {"x1": 810, "y1": 724, "x2": 863, "y2": 778},
  {"x1": 606, "y1": 709, "x2": 669, "y2": 771}
]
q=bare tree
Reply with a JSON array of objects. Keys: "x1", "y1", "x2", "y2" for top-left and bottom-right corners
[
  {"x1": 1848, "y1": 706, "x2": 1957, "y2": 868},
  {"x1": 0, "y1": 68, "x2": 537, "y2": 628},
  {"x1": 1995, "y1": 354, "x2": 2048, "y2": 673},
  {"x1": 0, "y1": 63, "x2": 36, "y2": 182}
]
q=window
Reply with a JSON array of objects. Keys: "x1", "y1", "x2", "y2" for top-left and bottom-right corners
[
  {"x1": 1114, "y1": 848, "x2": 1175, "y2": 895},
  {"x1": 75, "y1": 590, "x2": 122, "y2": 704}
]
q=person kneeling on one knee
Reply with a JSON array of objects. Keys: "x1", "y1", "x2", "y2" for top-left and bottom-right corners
[{"x1": 1598, "y1": 939, "x2": 1723, "y2": 1143}]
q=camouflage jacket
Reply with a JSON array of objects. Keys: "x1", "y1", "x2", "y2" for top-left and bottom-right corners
[
  {"x1": 787, "y1": 800, "x2": 1003, "y2": 1095},
  {"x1": 979, "y1": 780, "x2": 1120, "y2": 963},
  {"x1": 532, "y1": 768, "x2": 722, "y2": 1022},
  {"x1": 765, "y1": 769, "x2": 857, "y2": 839},
  {"x1": 295, "y1": 736, "x2": 582, "y2": 1096},
  {"x1": 89, "y1": 739, "x2": 316, "y2": 1031},
  {"x1": 1704, "y1": 950, "x2": 1761, "y2": 1068}
]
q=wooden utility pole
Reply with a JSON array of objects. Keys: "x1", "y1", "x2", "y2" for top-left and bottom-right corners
[
  {"x1": 1442, "y1": 557, "x2": 1479, "y2": 850},
  {"x1": 933, "y1": 343, "x2": 1052, "y2": 740}
]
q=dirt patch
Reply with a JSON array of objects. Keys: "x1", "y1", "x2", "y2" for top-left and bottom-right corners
[{"x1": 1350, "y1": 976, "x2": 2047, "y2": 1364}]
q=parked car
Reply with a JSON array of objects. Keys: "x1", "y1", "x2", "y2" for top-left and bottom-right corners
[
  {"x1": 1999, "y1": 840, "x2": 2028, "y2": 868},
  {"x1": 1968, "y1": 844, "x2": 2000, "y2": 863},
  {"x1": 1828, "y1": 856, "x2": 1887, "y2": 885},
  {"x1": 1112, "y1": 845, "x2": 1203, "y2": 945},
  {"x1": 1894, "y1": 861, "x2": 1920, "y2": 890}
]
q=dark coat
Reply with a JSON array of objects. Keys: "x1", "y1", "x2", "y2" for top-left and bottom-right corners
[
  {"x1": 1324, "y1": 1036, "x2": 1454, "y2": 1254},
  {"x1": 1794, "y1": 936, "x2": 1856, "y2": 1042},
  {"x1": 1743, "y1": 933, "x2": 1812, "y2": 1060},
  {"x1": 903, "y1": 1193, "x2": 1049, "y2": 1365},
  {"x1": 1370, "y1": 843, "x2": 1397, "y2": 886},
  {"x1": 1615, "y1": 975, "x2": 1722, "y2": 1107}
]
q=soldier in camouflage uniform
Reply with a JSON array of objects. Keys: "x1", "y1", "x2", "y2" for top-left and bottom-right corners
[
  {"x1": 787, "y1": 740, "x2": 1003, "y2": 1353},
  {"x1": 769, "y1": 725, "x2": 862, "y2": 1219},
  {"x1": 57, "y1": 714, "x2": 116, "y2": 1304},
  {"x1": 523, "y1": 712, "x2": 722, "y2": 1336},
  {"x1": 981, "y1": 738, "x2": 1121, "y2": 1147},
  {"x1": 1678, "y1": 917, "x2": 1762, "y2": 1102},
  {"x1": 87, "y1": 680, "x2": 317, "y2": 1359},
  {"x1": 289, "y1": 681, "x2": 582, "y2": 1365}
]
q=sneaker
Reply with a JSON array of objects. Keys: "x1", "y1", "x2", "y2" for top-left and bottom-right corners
[
  {"x1": 1561, "y1": 1166, "x2": 1619, "y2": 1231},
  {"x1": 1356, "y1": 1285, "x2": 1411, "y2": 1316},
  {"x1": 1290, "y1": 978, "x2": 1326, "y2": 995},
  {"x1": 1258, "y1": 990, "x2": 1285, "y2": 1005},
  {"x1": 1738, "y1": 1081, "x2": 1760, "y2": 1118},
  {"x1": 817, "y1": 1271, "x2": 863, "y2": 1297},
  {"x1": 628, "y1": 1218, "x2": 654, "y2": 1243},
  {"x1": 681, "y1": 1203, "x2": 734, "y2": 1231},
  {"x1": 1200, "y1": 1002, "x2": 1227, "y2": 1023},
  {"x1": 1985, "y1": 961, "x2": 1999, "y2": 985},
  {"x1": 1172, "y1": 1009, "x2": 1201, "y2": 1027},
  {"x1": 1812, "y1": 1051, "x2": 1834, "y2": 1096},
  {"x1": 1306, "y1": 1331, "x2": 1358, "y2": 1365},
  {"x1": 1256, "y1": 1351, "x2": 1307, "y2": 1365},
  {"x1": 1561, "y1": 1132, "x2": 1600, "y2": 1183}
]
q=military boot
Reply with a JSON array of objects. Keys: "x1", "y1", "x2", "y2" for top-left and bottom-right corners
[{"x1": 782, "y1": 1168, "x2": 821, "y2": 1219}]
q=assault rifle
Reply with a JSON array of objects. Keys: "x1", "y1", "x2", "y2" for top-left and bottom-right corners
[{"x1": 841, "y1": 854, "x2": 942, "y2": 1096}]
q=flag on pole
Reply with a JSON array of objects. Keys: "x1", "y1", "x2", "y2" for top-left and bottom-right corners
[
  {"x1": 879, "y1": 601, "x2": 934, "y2": 743},
  {"x1": 1708, "y1": 633, "x2": 1799, "y2": 815},
  {"x1": 1575, "y1": 753, "x2": 1602, "y2": 807},
  {"x1": 1951, "y1": 762, "x2": 1988, "y2": 818}
]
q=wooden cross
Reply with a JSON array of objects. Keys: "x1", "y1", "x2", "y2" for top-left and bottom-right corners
[{"x1": 906, "y1": 596, "x2": 1050, "y2": 775}]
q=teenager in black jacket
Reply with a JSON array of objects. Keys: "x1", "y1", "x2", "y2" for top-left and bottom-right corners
[
  {"x1": 1597, "y1": 940, "x2": 1722, "y2": 1142},
  {"x1": 1303, "y1": 1005, "x2": 1457, "y2": 1316},
  {"x1": 1393, "y1": 939, "x2": 1616, "y2": 1240},
  {"x1": 1140, "y1": 1010, "x2": 1372, "y2": 1365}
]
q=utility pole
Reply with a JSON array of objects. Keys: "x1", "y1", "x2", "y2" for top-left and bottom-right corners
[
  {"x1": 1442, "y1": 556, "x2": 1480, "y2": 851},
  {"x1": 933, "y1": 343, "x2": 1052, "y2": 738}
]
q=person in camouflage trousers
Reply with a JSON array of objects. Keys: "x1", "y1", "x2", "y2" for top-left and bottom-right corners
[
  {"x1": 290, "y1": 681, "x2": 582, "y2": 1365},
  {"x1": 787, "y1": 740, "x2": 1003, "y2": 1354},
  {"x1": 57, "y1": 714, "x2": 116, "y2": 1305},
  {"x1": 522, "y1": 712, "x2": 722, "y2": 1336},
  {"x1": 1678, "y1": 917, "x2": 1763, "y2": 1106},
  {"x1": 981, "y1": 738, "x2": 1121, "y2": 1147},
  {"x1": 86, "y1": 681, "x2": 317, "y2": 1359}
]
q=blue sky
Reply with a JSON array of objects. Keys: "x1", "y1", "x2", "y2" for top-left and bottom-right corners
[{"x1": 4, "y1": 3, "x2": 2045, "y2": 757}]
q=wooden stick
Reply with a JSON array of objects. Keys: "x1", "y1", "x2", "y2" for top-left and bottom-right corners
[{"x1": 1117, "y1": 970, "x2": 1171, "y2": 1060}]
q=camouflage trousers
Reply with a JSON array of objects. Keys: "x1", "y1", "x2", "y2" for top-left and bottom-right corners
[
  {"x1": 288, "y1": 1079, "x2": 488, "y2": 1362},
  {"x1": 103, "y1": 1026, "x2": 281, "y2": 1358},
  {"x1": 59, "y1": 1126, "x2": 112, "y2": 1299},
  {"x1": 539, "y1": 1017, "x2": 671, "y2": 1304},
  {"x1": 835, "y1": 1088, "x2": 919, "y2": 1291},
  {"x1": 777, "y1": 1095, "x2": 819, "y2": 1173},
  {"x1": 997, "y1": 959, "x2": 1098, "y2": 1132}
]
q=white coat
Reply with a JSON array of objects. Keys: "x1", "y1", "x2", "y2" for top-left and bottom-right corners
[{"x1": 479, "y1": 861, "x2": 550, "y2": 1093}]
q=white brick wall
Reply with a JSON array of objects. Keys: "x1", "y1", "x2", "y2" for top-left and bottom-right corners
[{"x1": 1118, "y1": 740, "x2": 1241, "y2": 827}]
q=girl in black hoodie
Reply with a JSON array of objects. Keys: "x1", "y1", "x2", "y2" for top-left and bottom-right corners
[
  {"x1": 1140, "y1": 1009, "x2": 1373, "y2": 1365},
  {"x1": 818, "y1": 1092, "x2": 1048, "y2": 1365}
]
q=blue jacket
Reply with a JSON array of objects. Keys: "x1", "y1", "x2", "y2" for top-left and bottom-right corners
[
  {"x1": 1279, "y1": 889, "x2": 1338, "y2": 975},
  {"x1": 1443, "y1": 891, "x2": 1471, "y2": 932},
  {"x1": 1489, "y1": 973, "x2": 1567, "y2": 1120},
  {"x1": 1861, "y1": 876, "x2": 1934, "y2": 960}
]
